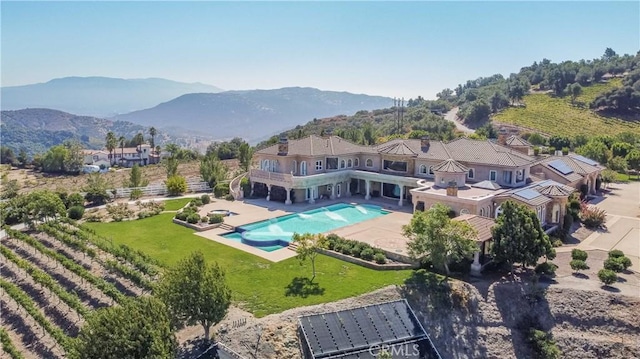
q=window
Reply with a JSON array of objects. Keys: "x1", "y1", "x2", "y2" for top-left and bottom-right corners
[
  {"x1": 516, "y1": 169, "x2": 524, "y2": 182},
  {"x1": 460, "y1": 209, "x2": 470, "y2": 215},
  {"x1": 365, "y1": 158, "x2": 373, "y2": 167},
  {"x1": 354, "y1": 158, "x2": 359, "y2": 167},
  {"x1": 489, "y1": 170, "x2": 497, "y2": 181},
  {"x1": 261, "y1": 159, "x2": 269, "y2": 171},
  {"x1": 383, "y1": 160, "x2": 407, "y2": 172},
  {"x1": 326, "y1": 157, "x2": 338, "y2": 170},
  {"x1": 300, "y1": 161, "x2": 307, "y2": 175},
  {"x1": 315, "y1": 160, "x2": 323, "y2": 171},
  {"x1": 292, "y1": 160, "x2": 297, "y2": 174},
  {"x1": 429, "y1": 166, "x2": 434, "y2": 175},
  {"x1": 480, "y1": 208, "x2": 485, "y2": 216},
  {"x1": 340, "y1": 159, "x2": 346, "y2": 169},
  {"x1": 468, "y1": 168, "x2": 475, "y2": 179},
  {"x1": 419, "y1": 164, "x2": 427, "y2": 174},
  {"x1": 503, "y1": 170, "x2": 513, "y2": 184},
  {"x1": 347, "y1": 159, "x2": 353, "y2": 168}
]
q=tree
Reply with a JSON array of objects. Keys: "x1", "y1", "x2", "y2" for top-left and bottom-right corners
[
  {"x1": 165, "y1": 175, "x2": 187, "y2": 196},
  {"x1": 17, "y1": 148, "x2": 28, "y2": 167},
  {"x1": 292, "y1": 233, "x2": 328, "y2": 282},
  {"x1": 576, "y1": 140, "x2": 610, "y2": 165},
  {"x1": 403, "y1": 204, "x2": 478, "y2": 276},
  {"x1": 625, "y1": 149, "x2": 640, "y2": 173},
  {"x1": 63, "y1": 140, "x2": 84, "y2": 173},
  {"x1": 607, "y1": 156, "x2": 628, "y2": 172},
  {"x1": 491, "y1": 201, "x2": 554, "y2": 275},
  {"x1": 133, "y1": 132, "x2": 144, "y2": 151},
  {"x1": 611, "y1": 142, "x2": 633, "y2": 158},
  {"x1": 600, "y1": 169, "x2": 616, "y2": 189},
  {"x1": 527, "y1": 133, "x2": 546, "y2": 146},
  {"x1": 74, "y1": 296, "x2": 177, "y2": 359},
  {"x1": 118, "y1": 136, "x2": 126, "y2": 166},
  {"x1": 597, "y1": 268, "x2": 617, "y2": 286},
  {"x1": 602, "y1": 47, "x2": 617, "y2": 61},
  {"x1": 164, "y1": 157, "x2": 179, "y2": 178},
  {"x1": 570, "y1": 260, "x2": 589, "y2": 274},
  {"x1": 548, "y1": 135, "x2": 571, "y2": 151},
  {"x1": 507, "y1": 76, "x2": 529, "y2": 104},
  {"x1": 460, "y1": 99, "x2": 491, "y2": 124},
  {"x1": 106, "y1": 131, "x2": 117, "y2": 165},
  {"x1": 571, "y1": 248, "x2": 588, "y2": 261},
  {"x1": 24, "y1": 190, "x2": 66, "y2": 226},
  {"x1": 1, "y1": 179, "x2": 19, "y2": 199},
  {"x1": 200, "y1": 154, "x2": 228, "y2": 189},
  {"x1": 128, "y1": 164, "x2": 148, "y2": 188},
  {"x1": 83, "y1": 173, "x2": 111, "y2": 205},
  {"x1": 489, "y1": 91, "x2": 509, "y2": 113},
  {"x1": 41, "y1": 145, "x2": 68, "y2": 172},
  {"x1": 567, "y1": 83, "x2": 583, "y2": 105},
  {"x1": 164, "y1": 143, "x2": 180, "y2": 158},
  {"x1": 149, "y1": 127, "x2": 157, "y2": 151},
  {"x1": 0, "y1": 146, "x2": 17, "y2": 165},
  {"x1": 157, "y1": 252, "x2": 231, "y2": 341},
  {"x1": 238, "y1": 142, "x2": 252, "y2": 172}
]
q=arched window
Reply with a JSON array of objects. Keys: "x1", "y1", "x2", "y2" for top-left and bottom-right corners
[
  {"x1": 516, "y1": 169, "x2": 524, "y2": 182},
  {"x1": 429, "y1": 166, "x2": 434, "y2": 175},
  {"x1": 340, "y1": 159, "x2": 346, "y2": 169},
  {"x1": 460, "y1": 209, "x2": 470, "y2": 215},
  {"x1": 292, "y1": 160, "x2": 297, "y2": 174},
  {"x1": 366, "y1": 158, "x2": 373, "y2": 167},
  {"x1": 262, "y1": 159, "x2": 269, "y2": 171},
  {"x1": 347, "y1": 159, "x2": 353, "y2": 168},
  {"x1": 468, "y1": 168, "x2": 475, "y2": 179},
  {"x1": 354, "y1": 158, "x2": 360, "y2": 167},
  {"x1": 480, "y1": 208, "x2": 485, "y2": 216},
  {"x1": 419, "y1": 164, "x2": 427, "y2": 174},
  {"x1": 300, "y1": 161, "x2": 307, "y2": 176}
]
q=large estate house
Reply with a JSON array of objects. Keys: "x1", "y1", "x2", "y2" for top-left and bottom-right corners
[
  {"x1": 83, "y1": 144, "x2": 161, "y2": 168},
  {"x1": 250, "y1": 134, "x2": 603, "y2": 232}
]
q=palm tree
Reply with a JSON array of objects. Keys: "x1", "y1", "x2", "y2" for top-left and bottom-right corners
[
  {"x1": 133, "y1": 133, "x2": 144, "y2": 152},
  {"x1": 118, "y1": 136, "x2": 126, "y2": 166},
  {"x1": 105, "y1": 131, "x2": 117, "y2": 165},
  {"x1": 149, "y1": 127, "x2": 157, "y2": 153}
]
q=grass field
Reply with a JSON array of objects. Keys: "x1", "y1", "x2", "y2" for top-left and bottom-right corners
[
  {"x1": 85, "y1": 213, "x2": 412, "y2": 317},
  {"x1": 162, "y1": 198, "x2": 192, "y2": 211},
  {"x1": 493, "y1": 79, "x2": 640, "y2": 137}
]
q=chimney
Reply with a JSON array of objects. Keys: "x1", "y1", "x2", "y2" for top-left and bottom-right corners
[
  {"x1": 446, "y1": 181, "x2": 458, "y2": 197},
  {"x1": 420, "y1": 136, "x2": 430, "y2": 150},
  {"x1": 497, "y1": 128, "x2": 508, "y2": 146},
  {"x1": 277, "y1": 137, "x2": 288, "y2": 156}
]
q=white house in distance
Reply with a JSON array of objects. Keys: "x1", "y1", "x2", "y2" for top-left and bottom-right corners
[{"x1": 83, "y1": 144, "x2": 161, "y2": 168}]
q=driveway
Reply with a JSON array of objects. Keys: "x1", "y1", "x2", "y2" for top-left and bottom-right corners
[
  {"x1": 444, "y1": 107, "x2": 474, "y2": 134},
  {"x1": 591, "y1": 181, "x2": 639, "y2": 217}
]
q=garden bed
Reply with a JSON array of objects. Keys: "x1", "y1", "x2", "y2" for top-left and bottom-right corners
[
  {"x1": 319, "y1": 248, "x2": 415, "y2": 270},
  {"x1": 172, "y1": 218, "x2": 222, "y2": 232}
]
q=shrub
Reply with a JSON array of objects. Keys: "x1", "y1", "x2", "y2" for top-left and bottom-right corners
[
  {"x1": 166, "y1": 175, "x2": 187, "y2": 196},
  {"x1": 208, "y1": 214, "x2": 224, "y2": 224},
  {"x1": 201, "y1": 194, "x2": 211, "y2": 204},
  {"x1": 200, "y1": 216, "x2": 208, "y2": 223},
  {"x1": 224, "y1": 194, "x2": 235, "y2": 201},
  {"x1": 561, "y1": 147, "x2": 569, "y2": 155},
  {"x1": 562, "y1": 213, "x2": 574, "y2": 234},
  {"x1": 138, "y1": 211, "x2": 152, "y2": 219},
  {"x1": 191, "y1": 198, "x2": 203, "y2": 207},
  {"x1": 360, "y1": 248, "x2": 375, "y2": 261},
  {"x1": 579, "y1": 203, "x2": 606, "y2": 229},
  {"x1": 608, "y1": 249, "x2": 624, "y2": 258},
  {"x1": 129, "y1": 188, "x2": 143, "y2": 200},
  {"x1": 552, "y1": 239, "x2": 563, "y2": 248},
  {"x1": 570, "y1": 259, "x2": 589, "y2": 273},
  {"x1": 214, "y1": 183, "x2": 229, "y2": 198},
  {"x1": 603, "y1": 258, "x2": 624, "y2": 272},
  {"x1": 374, "y1": 253, "x2": 387, "y2": 264},
  {"x1": 66, "y1": 193, "x2": 85, "y2": 208},
  {"x1": 106, "y1": 203, "x2": 134, "y2": 222},
  {"x1": 350, "y1": 243, "x2": 364, "y2": 258},
  {"x1": 615, "y1": 256, "x2": 632, "y2": 271},
  {"x1": 534, "y1": 262, "x2": 557, "y2": 276},
  {"x1": 597, "y1": 269, "x2": 617, "y2": 285},
  {"x1": 527, "y1": 329, "x2": 561, "y2": 359},
  {"x1": 533, "y1": 147, "x2": 540, "y2": 156},
  {"x1": 571, "y1": 249, "x2": 588, "y2": 261},
  {"x1": 67, "y1": 206, "x2": 85, "y2": 220},
  {"x1": 241, "y1": 178, "x2": 251, "y2": 197},
  {"x1": 186, "y1": 213, "x2": 200, "y2": 224}
]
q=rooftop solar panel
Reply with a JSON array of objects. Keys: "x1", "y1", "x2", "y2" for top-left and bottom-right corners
[
  {"x1": 570, "y1": 154, "x2": 599, "y2": 166},
  {"x1": 548, "y1": 159, "x2": 574, "y2": 175},
  {"x1": 515, "y1": 188, "x2": 542, "y2": 200}
]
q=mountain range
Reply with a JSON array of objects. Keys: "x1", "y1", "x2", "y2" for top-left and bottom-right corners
[
  {"x1": 114, "y1": 87, "x2": 393, "y2": 141},
  {"x1": 1, "y1": 77, "x2": 223, "y2": 117}
]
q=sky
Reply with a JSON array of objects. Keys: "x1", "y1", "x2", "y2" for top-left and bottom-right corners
[{"x1": 2, "y1": 1, "x2": 639, "y2": 99}]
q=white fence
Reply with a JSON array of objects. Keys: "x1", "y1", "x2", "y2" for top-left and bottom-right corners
[{"x1": 113, "y1": 181, "x2": 211, "y2": 199}]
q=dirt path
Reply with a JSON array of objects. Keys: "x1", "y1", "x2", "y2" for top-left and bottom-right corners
[{"x1": 444, "y1": 107, "x2": 474, "y2": 134}]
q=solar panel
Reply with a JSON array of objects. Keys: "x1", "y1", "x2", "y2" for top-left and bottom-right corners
[
  {"x1": 548, "y1": 159, "x2": 574, "y2": 175},
  {"x1": 570, "y1": 154, "x2": 599, "y2": 166},
  {"x1": 515, "y1": 188, "x2": 542, "y2": 200}
]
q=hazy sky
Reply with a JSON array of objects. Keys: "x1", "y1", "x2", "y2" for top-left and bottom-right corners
[{"x1": 2, "y1": 1, "x2": 639, "y2": 99}]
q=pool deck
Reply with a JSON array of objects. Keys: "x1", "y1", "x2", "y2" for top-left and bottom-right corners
[{"x1": 193, "y1": 196, "x2": 413, "y2": 262}]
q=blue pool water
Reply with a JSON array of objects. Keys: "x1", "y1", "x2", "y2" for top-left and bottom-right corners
[{"x1": 221, "y1": 203, "x2": 388, "y2": 252}]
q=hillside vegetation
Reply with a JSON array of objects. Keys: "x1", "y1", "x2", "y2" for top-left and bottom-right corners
[{"x1": 493, "y1": 79, "x2": 640, "y2": 136}]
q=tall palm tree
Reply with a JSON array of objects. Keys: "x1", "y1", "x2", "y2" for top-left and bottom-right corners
[
  {"x1": 118, "y1": 136, "x2": 126, "y2": 166},
  {"x1": 149, "y1": 127, "x2": 157, "y2": 153},
  {"x1": 105, "y1": 131, "x2": 117, "y2": 165}
]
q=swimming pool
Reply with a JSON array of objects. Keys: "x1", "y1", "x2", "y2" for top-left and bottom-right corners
[{"x1": 221, "y1": 203, "x2": 389, "y2": 252}]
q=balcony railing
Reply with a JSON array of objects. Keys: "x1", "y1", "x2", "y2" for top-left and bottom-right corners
[{"x1": 249, "y1": 169, "x2": 293, "y2": 185}]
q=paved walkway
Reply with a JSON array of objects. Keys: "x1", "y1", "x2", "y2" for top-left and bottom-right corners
[{"x1": 444, "y1": 107, "x2": 474, "y2": 134}]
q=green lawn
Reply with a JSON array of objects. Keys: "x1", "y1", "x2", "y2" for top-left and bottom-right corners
[
  {"x1": 493, "y1": 79, "x2": 640, "y2": 137},
  {"x1": 162, "y1": 198, "x2": 193, "y2": 211},
  {"x1": 85, "y1": 213, "x2": 412, "y2": 317}
]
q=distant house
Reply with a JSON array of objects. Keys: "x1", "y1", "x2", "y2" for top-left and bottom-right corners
[{"x1": 84, "y1": 144, "x2": 162, "y2": 168}]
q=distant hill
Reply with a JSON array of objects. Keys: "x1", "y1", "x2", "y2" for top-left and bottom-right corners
[
  {"x1": 114, "y1": 87, "x2": 393, "y2": 142},
  {"x1": 1, "y1": 77, "x2": 223, "y2": 117},
  {"x1": 0, "y1": 108, "x2": 211, "y2": 157}
]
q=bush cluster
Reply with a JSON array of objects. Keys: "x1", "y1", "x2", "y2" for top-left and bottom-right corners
[
  {"x1": 106, "y1": 203, "x2": 135, "y2": 222},
  {"x1": 534, "y1": 262, "x2": 558, "y2": 276},
  {"x1": 201, "y1": 194, "x2": 211, "y2": 204},
  {"x1": 579, "y1": 202, "x2": 606, "y2": 229},
  {"x1": 67, "y1": 205, "x2": 85, "y2": 220},
  {"x1": 527, "y1": 329, "x2": 561, "y2": 359},
  {"x1": 214, "y1": 183, "x2": 230, "y2": 198},
  {"x1": 129, "y1": 188, "x2": 143, "y2": 200},
  {"x1": 175, "y1": 205, "x2": 224, "y2": 226},
  {"x1": 209, "y1": 214, "x2": 224, "y2": 224},
  {"x1": 325, "y1": 234, "x2": 387, "y2": 264}
]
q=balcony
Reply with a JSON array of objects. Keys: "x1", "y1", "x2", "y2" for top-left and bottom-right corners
[{"x1": 249, "y1": 169, "x2": 293, "y2": 186}]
